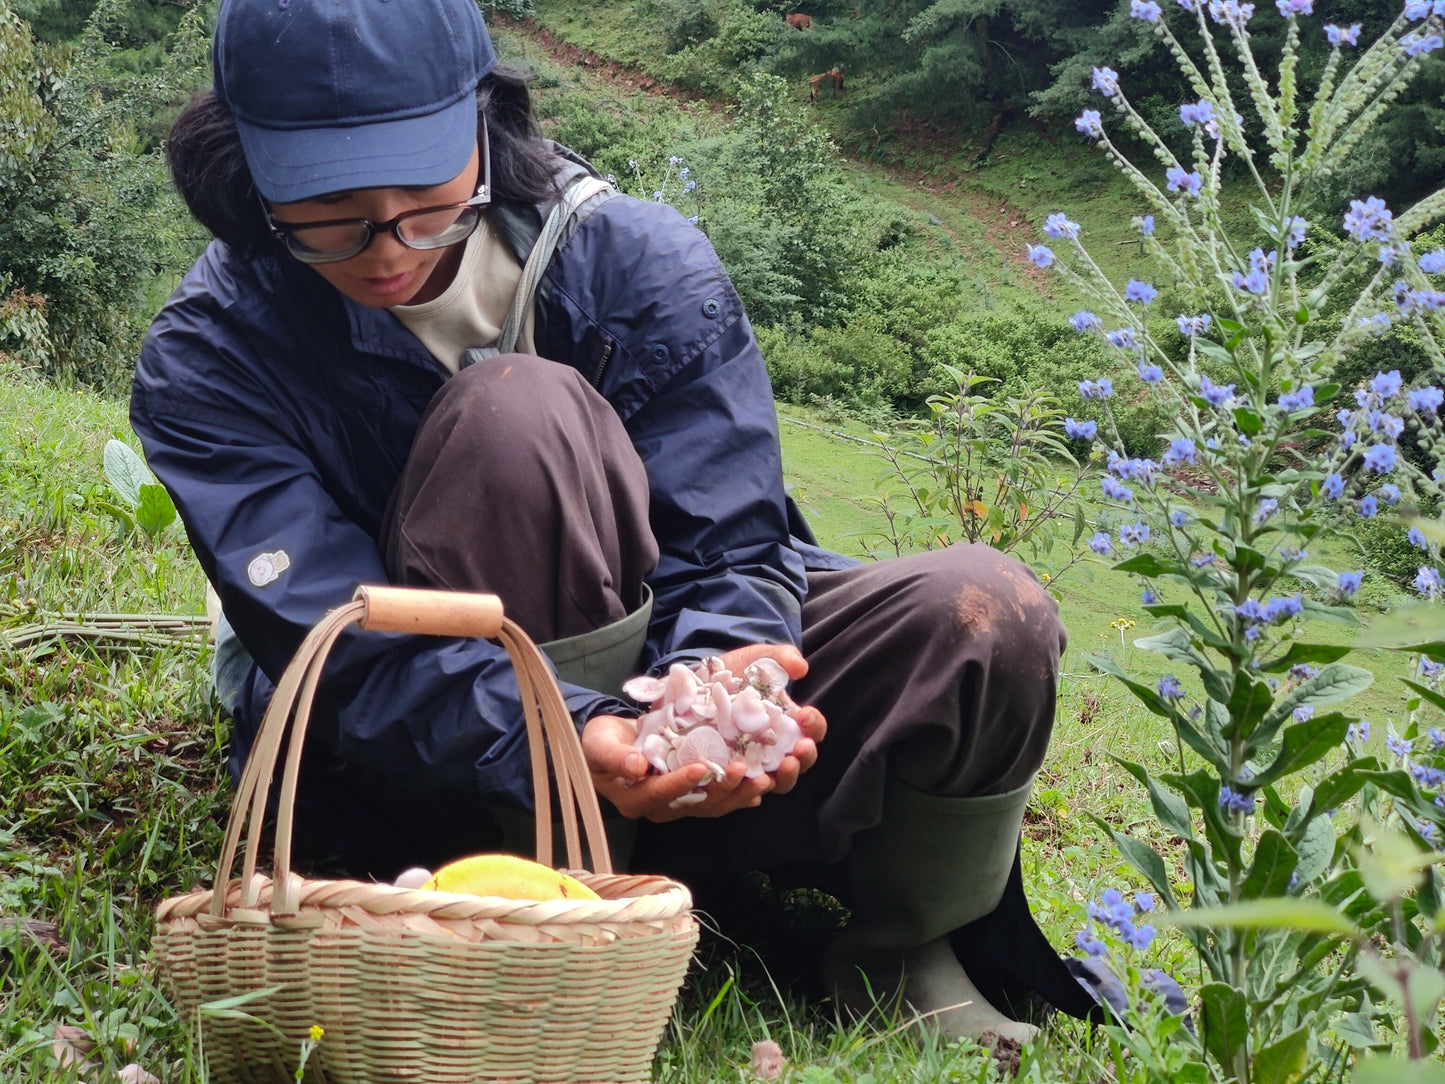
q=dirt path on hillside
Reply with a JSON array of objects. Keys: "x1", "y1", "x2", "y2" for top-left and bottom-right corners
[{"x1": 498, "y1": 15, "x2": 1047, "y2": 286}]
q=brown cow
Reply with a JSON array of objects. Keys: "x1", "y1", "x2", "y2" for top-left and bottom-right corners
[
  {"x1": 809, "y1": 67, "x2": 843, "y2": 103},
  {"x1": 784, "y1": 12, "x2": 812, "y2": 29}
]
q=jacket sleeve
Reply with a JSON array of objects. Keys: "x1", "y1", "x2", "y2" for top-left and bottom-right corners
[
  {"x1": 131, "y1": 254, "x2": 624, "y2": 809},
  {"x1": 538, "y1": 199, "x2": 809, "y2": 669}
]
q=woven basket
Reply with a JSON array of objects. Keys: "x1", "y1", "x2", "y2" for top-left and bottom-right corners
[{"x1": 155, "y1": 586, "x2": 699, "y2": 1084}]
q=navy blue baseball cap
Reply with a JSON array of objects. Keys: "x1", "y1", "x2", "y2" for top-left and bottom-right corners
[{"x1": 214, "y1": 0, "x2": 496, "y2": 203}]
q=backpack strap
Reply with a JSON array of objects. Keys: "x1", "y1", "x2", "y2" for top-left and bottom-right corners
[{"x1": 463, "y1": 174, "x2": 614, "y2": 366}]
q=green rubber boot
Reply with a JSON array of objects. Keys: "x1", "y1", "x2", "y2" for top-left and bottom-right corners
[{"x1": 824, "y1": 776, "x2": 1039, "y2": 1046}]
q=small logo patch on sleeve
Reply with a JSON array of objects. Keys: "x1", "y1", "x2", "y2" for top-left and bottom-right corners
[{"x1": 246, "y1": 550, "x2": 291, "y2": 587}]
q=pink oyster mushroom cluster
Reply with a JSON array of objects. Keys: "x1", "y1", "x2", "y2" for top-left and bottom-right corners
[{"x1": 622, "y1": 657, "x2": 805, "y2": 806}]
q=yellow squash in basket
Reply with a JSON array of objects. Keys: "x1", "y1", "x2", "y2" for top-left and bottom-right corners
[{"x1": 421, "y1": 854, "x2": 601, "y2": 901}]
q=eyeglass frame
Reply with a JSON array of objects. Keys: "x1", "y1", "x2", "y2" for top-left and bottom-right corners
[{"x1": 261, "y1": 114, "x2": 492, "y2": 265}]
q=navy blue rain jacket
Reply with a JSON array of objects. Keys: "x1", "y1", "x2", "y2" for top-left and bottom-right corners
[{"x1": 131, "y1": 180, "x2": 846, "y2": 810}]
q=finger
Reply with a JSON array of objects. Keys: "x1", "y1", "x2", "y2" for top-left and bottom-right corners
[
  {"x1": 794, "y1": 705, "x2": 827, "y2": 743},
  {"x1": 770, "y1": 755, "x2": 802, "y2": 796},
  {"x1": 721, "y1": 643, "x2": 809, "y2": 681}
]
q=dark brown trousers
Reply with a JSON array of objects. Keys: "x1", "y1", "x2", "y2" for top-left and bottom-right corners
[{"x1": 377, "y1": 357, "x2": 1064, "y2": 878}]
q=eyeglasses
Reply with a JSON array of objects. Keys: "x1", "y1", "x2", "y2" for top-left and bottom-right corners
[{"x1": 263, "y1": 116, "x2": 492, "y2": 265}]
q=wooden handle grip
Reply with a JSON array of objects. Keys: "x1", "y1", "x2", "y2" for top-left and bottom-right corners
[{"x1": 354, "y1": 586, "x2": 505, "y2": 639}]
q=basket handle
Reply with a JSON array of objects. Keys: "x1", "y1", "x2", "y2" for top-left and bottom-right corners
[{"x1": 210, "y1": 586, "x2": 615, "y2": 919}]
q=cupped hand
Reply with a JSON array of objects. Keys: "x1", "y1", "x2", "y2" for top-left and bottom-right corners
[{"x1": 581, "y1": 643, "x2": 827, "y2": 820}]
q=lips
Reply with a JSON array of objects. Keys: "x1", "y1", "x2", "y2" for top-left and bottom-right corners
[{"x1": 359, "y1": 270, "x2": 416, "y2": 299}]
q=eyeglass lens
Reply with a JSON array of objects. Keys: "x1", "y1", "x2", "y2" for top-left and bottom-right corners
[{"x1": 284, "y1": 205, "x2": 482, "y2": 263}]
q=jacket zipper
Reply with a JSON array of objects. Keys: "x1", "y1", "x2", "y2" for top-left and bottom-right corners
[{"x1": 590, "y1": 340, "x2": 614, "y2": 388}]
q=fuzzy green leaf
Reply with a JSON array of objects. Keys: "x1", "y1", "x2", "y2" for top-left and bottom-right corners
[
  {"x1": 102, "y1": 438, "x2": 155, "y2": 507},
  {"x1": 1240, "y1": 829, "x2": 1299, "y2": 899},
  {"x1": 1164, "y1": 898, "x2": 1360, "y2": 937},
  {"x1": 1114, "y1": 757, "x2": 1194, "y2": 838},
  {"x1": 1199, "y1": 982, "x2": 1249, "y2": 1070},
  {"x1": 1250, "y1": 715, "x2": 1350, "y2": 785},
  {"x1": 1091, "y1": 816, "x2": 1179, "y2": 908},
  {"x1": 1253, "y1": 1025, "x2": 1309, "y2": 1084},
  {"x1": 1258, "y1": 642, "x2": 1352, "y2": 672},
  {"x1": 1292, "y1": 814, "x2": 1336, "y2": 888},
  {"x1": 1353, "y1": 1057, "x2": 1445, "y2": 1084},
  {"x1": 135, "y1": 483, "x2": 176, "y2": 537}
]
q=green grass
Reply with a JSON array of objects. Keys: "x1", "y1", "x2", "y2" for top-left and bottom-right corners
[{"x1": 1, "y1": 352, "x2": 1427, "y2": 1080}]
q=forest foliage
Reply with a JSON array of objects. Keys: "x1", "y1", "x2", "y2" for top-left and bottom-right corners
[{"x1": 0, "y1": 0, "x2": 1440, "y2": 431}]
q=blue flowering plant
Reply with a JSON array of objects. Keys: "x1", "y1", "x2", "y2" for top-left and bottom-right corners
[
  {"x1": 613, "y1": 153, "x2": 702, "y2": 225},
  {"x1": 1033, "y1": 0, "x2": 1445, "y2": 1074}
]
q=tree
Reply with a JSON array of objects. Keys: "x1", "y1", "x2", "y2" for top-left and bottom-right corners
[{"x1": 0, "y1": 0, "x2": 208, "y2": 389}]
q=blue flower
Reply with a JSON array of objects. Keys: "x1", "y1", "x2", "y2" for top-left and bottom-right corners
[
  {"x1": 1103, "y1": 477, "x2": 1134, "y2": 503},
  {"x1": 1065, "y1": 417, "x2": 1098, "y2": 440},
  {"x1": 1219, "y1": 784, "x2": 1257, "y2": 814},
  {"x1": 1387, "y1": 734, "x2": 1413, "y2": 758},
  {"x1": 1075, "y1": 929, "x2": 1110, "y2": 957},
  {"x1": 1158, "y1": 675, "x2": 1186, "y2": 700},
  {"x1": 1075, "y1": 110, "x2": 1104, "y2": 137},
  {"x1": 1279, "y1": 386, "x2": 1314, "y2": 411},
  {"x1": 1362, "y1": 444, "x2": 1398, "y2": 475},
  {"x1": 1126, "y1": 923, "x2": 1157, "y2": 951},
  {"x1": 1415, "y1": 566, "x2": 1442, "y2": 596},
  {"x1": 1322, "y1": 473, "x2": 1345, "y2": 499},
  {"x1": 1208, "y1": 1, "x2": 1256, "y2": 27},
  {"x1": 1171, "y1": 510, "x2": 1188, "y2": 527},
  {"x1": 1131, "y1": 0, "x2": 1163, "y2": 18},
  {"x1": 1404, "y1": 33, "x2": 1444, "y2": 57},
  {"x1": 1125, "y1": 279, "x2": 1158, "y2": 305},
  {"x1": 1421, "y1": 250, "x2": 1445, "y2": 275},
  {"x1": 1372, "y1": 369, "x2": 1403, "y2": 397},
  {"x1": 1135, "y1": 892, "x2": 1156, "y2": 913},
  {"x1": 687, "y1": 215, "x2": 699, "y2": 225},
  {"x1": 1165, "y1": 437, "x2": 1198, "y2": 465},
  {"x1": 1262, "y1": 594, "x2": 1304, "y2": 622},
  {"x1": 1089, "y1": 532, "x2": 1113, "y2": 555},
  {"x1": 1346, "y1": 720, "x2": 1371, "y2": 744},
  {"x1": 1343, "y1": 197, "x2": 1395, "y2": 242},
  {"x1": 1079, "y1": 377, "x2": 1115, "y2": 400},
  {"x1": 1253, "y1": 497, "x2": 1278, "y2": 523},
  {"x1": 1027, "y1": 244, "x2": 1055, "y2": 268},
  {"x1": 1325, "y1": 23, "x2": 1361, "y2": 46},
  {"x1": 1410, "y1": 764, "x2": 1445, "y2": 787},
  {"x1": 1406, "y1": 0, "x2": 1432, "y2": 19},
  {"x1": 683, "y1": 179, "x2": 696, "y2": 193},
  {"x1": 1092, "y1": 66, "x2": 1121, "y2": 95},
  {"x1": 1271, "y1": 215, "x2": 1308, "y2": 248},
  {"x1": 1142, "y1": 588, "x2": 1159, "y2": 604},
  {"x1": 1294, "y1": 704, "x2": 1315, "y2": 722},
  {"x1": 1430, "y1": 726, "x2": 1445, "y2": 749},
  {"x1": 1234, "y1": 268, "x2": 1271, "y2": 294},
  {"x1": 1045, "y1": 212, "x2": 1081, "y2": 240},
  {"x1": 1422, "y1": 658, "x2": 1445, "y2": 677},
  {"x1": 1275, "y1": 0, "x2": 1311, "y2": 12},
  {"x1": 1411, "y1": 527, "x2": 1429, "y2": 550},
  {"x1": 1337, "y1": 570, "x2": 1363, "y2": 597},
  {"x1": 1379, "y1": 483, "x2": 1401, "y2": 504},
  {"x1": 1358, "y1": 495, "x2": 1379, "y2": 518},
  {"x1": 1141, "y1": 214, "x2": 1155, "y2": 235},
  {"x1": 1179, "y1": 99, "x2": 1215, "y2": 127},
  {"x1": 1198, "y1": 374, "x2": 1234, "y2": 406},
  {"x1": 1138, "y1": 362, "x2": 1165, "y2": 384},
  {"x1": 1409, "y1": 386, "x2": 1443, "y2": 413},
  {"x1": 1289, "y1": 664, "x2": 1319, "y2": 682},
  {"x1": 1166, "y1": 167, "x2": 1203, "y2": 196},
  {"x1": 1177, "y1": 313, "x2": 1212, "y2": 337},
  {"x1": 678, "y1": 166, "x2": 690, "y2": 180},
  {"x1": 1359, "y1": 313, "x2": 1393, "y2": 336},
  {"x1": 1070, "y1": 310, "x2": 1103, "y2": 332},
  {"x1": 1120, "y1": 522, "x2": 1151, "y2": 547}
]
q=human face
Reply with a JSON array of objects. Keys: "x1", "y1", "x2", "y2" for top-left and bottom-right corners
[{"x1": 264, "y1": 143, "x2": 482, "y2": 308}]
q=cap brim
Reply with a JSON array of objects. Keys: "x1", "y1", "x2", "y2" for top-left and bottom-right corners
[{"x1": 240, "y1": 93, "x2": 478, "y2": 204}]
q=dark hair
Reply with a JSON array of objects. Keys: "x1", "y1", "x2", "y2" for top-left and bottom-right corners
[{"x1": 166, "y1": 63, "x2": 561, "y2": 259}]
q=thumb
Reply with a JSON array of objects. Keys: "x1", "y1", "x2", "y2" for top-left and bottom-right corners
[{"x1": 723, "y1": 642, "x2": 809, "y2": 681}]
